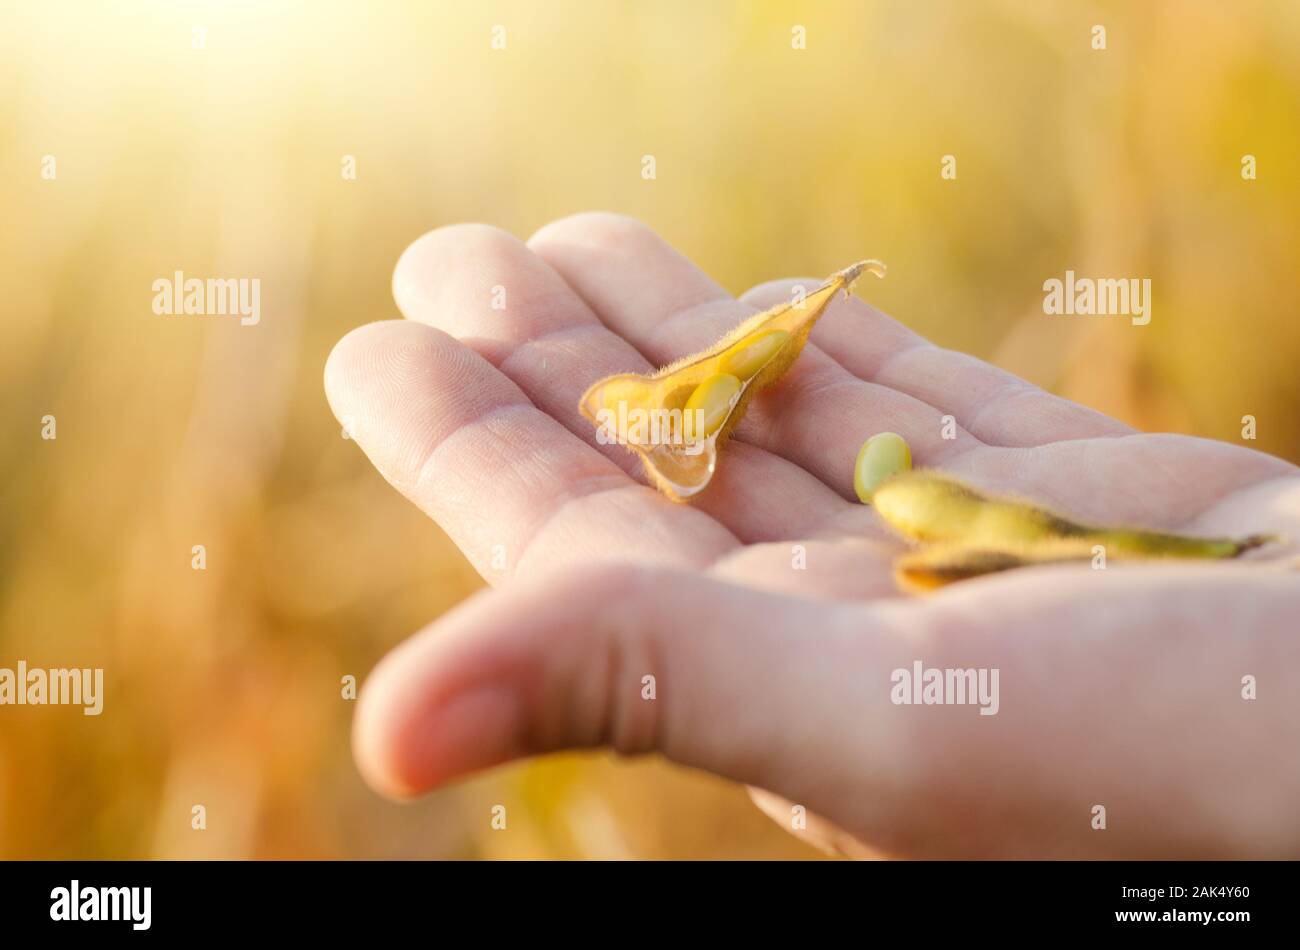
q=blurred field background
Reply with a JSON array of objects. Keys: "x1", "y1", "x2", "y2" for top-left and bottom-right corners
[{"x1": 1, "y1": 0, "x2": 1297, "y2": 858}]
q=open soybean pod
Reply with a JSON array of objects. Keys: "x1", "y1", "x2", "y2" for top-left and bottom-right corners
[{"x1": 579, "y1": 259, "x2": 886, "y2": 501}]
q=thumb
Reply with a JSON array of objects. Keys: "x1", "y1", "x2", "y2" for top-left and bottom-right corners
[{"x1": 352, "y1": 563, "x2": 897, "y2": 802}]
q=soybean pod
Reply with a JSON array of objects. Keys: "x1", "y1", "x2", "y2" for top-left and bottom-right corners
[
  {"x1": 873, "y1": 470, "x2": 1275, "y2": 561},
  {"x1": 580, "y1": 259, "x2": 886, "y2": 501}
]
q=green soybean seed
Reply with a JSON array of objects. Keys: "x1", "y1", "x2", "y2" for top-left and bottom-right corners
[{"x1": 854, "y1": 431, "x2": 912, "y2": 503}]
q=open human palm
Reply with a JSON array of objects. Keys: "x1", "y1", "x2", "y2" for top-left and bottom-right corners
[{"x1": 326, "y1": 213, "x2": 1300, "y2": 858}]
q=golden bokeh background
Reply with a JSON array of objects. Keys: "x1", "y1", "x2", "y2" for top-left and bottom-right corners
[{"x1": 1, "y1": 0, "x2": 1297, "y2": 858}]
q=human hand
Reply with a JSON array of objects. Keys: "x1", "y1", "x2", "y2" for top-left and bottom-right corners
[{"x1": 325, "y1": 213, "x2": 1300, "y2": 857}]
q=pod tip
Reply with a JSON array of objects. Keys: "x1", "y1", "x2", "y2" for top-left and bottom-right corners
[
  {"x1": 1236, "y1": 533, "x2": 1282, "y2": 556},
  {"x1": 839, "y1": 259, "x2": 887, "y2": 291}
]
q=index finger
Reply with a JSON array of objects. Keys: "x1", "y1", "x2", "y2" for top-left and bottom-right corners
[{"x1": 324, "y1": 320, "x2": 738, "y2": 583}]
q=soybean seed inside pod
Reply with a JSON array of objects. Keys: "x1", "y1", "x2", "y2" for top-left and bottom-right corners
[
  {"x1": 872, "y1": 470, "x2": 1275, "y2": 560},
  {"x1": 579, "y1": 260, "x2": 886, "y2": 501}
]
